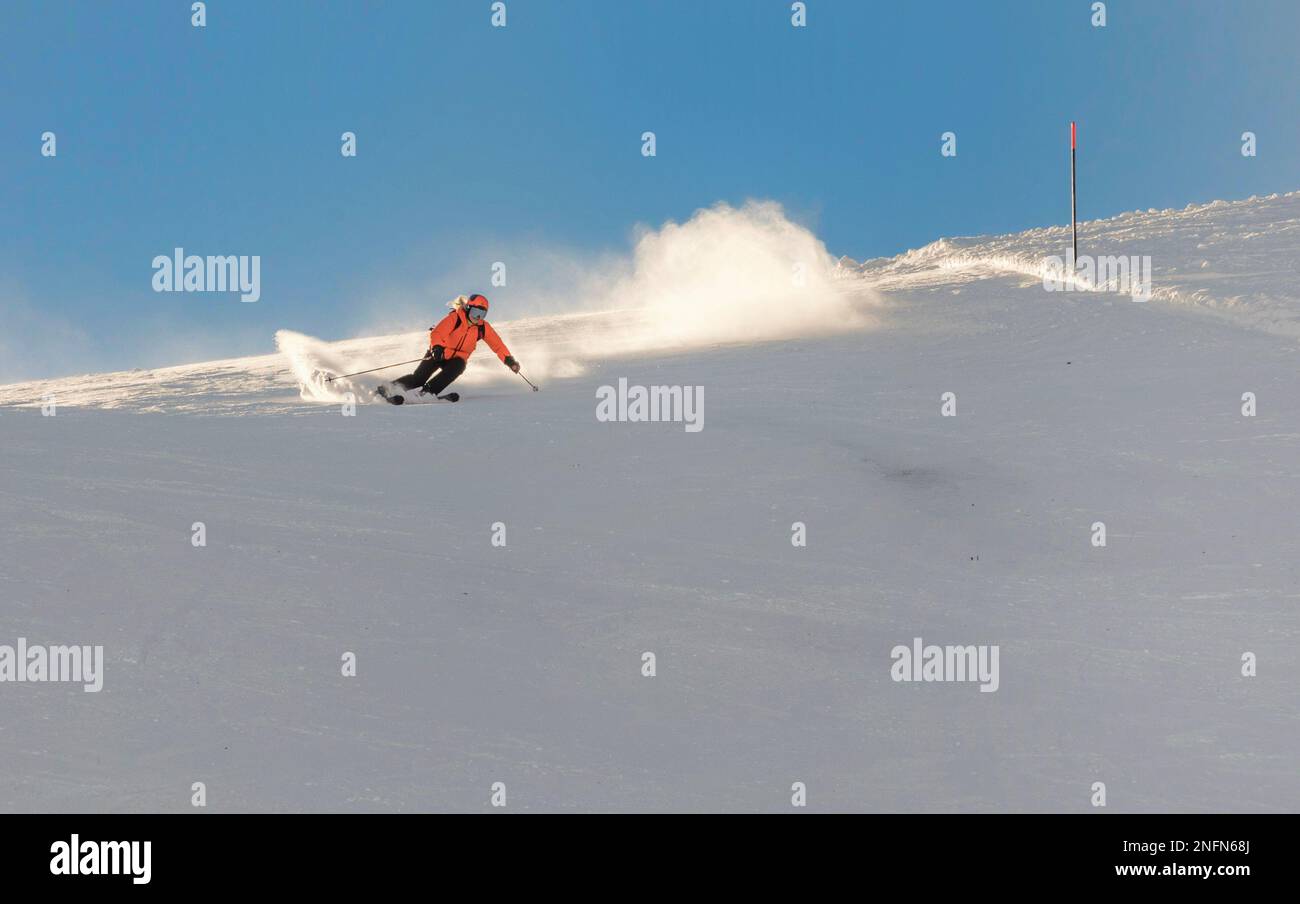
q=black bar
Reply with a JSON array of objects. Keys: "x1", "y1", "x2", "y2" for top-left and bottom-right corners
[{"x1": 0, "y1": 814, "x2": 1286, "y2": 892}]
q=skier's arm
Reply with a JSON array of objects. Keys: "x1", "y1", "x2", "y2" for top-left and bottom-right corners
[
  {"x1": 427, "y1": 312, "x2": 458, "y2": 353},
  {"x1": 482, "y1": 322, "x2": 514, "y2": 365}
]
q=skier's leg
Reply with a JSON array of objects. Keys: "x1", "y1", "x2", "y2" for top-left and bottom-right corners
[
  {"x1": 395, "y1": 357, "x2": 439, "y2": 390},
  {"x1": 423, "y1": 357, "x2": 466, "y2": 395}
]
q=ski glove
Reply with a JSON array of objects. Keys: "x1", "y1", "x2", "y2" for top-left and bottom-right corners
[
  {"x1": 426, "y1": 345, "x2": 445, "y2": 362},
  {"x1": 504, "y1": 355, "x2": 520, "y2": 373}
]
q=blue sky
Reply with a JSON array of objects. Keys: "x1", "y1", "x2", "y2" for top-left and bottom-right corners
[{"x1": 3, "y1": 0, "x2": 1298, "y2": 379}]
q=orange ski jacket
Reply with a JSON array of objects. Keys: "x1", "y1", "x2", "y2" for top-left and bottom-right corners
[{"x1": 428, "y1": 308, "x2": 512, "y2": 363}]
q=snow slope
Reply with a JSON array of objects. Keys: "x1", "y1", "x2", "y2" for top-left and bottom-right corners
[{"x1": 1, "y1": 195, "x2": 1298, "y2": 812}]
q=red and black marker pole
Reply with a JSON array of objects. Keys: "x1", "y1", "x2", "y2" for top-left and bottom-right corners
[{"x1": 1070, "y1": 121, "x2": 1078, "y2": 261}]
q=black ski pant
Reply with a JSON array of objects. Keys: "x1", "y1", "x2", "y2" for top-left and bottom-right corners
[{"x1": 395, "y1": 355, "x2": 466, "y2": 394}]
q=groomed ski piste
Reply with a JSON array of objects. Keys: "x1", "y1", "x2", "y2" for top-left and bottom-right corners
[{"x1": 1, "y1": 195, "x2": 1297, "y2": 812}]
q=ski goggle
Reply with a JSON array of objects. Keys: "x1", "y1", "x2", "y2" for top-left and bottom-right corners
[{"x1": 466, "y1": 305, "x2": 487, "y2": 323}]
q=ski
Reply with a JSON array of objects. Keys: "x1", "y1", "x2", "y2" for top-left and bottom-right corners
[
  {"x1": 375, "y1": 385, "x2": 457, "y2": 405},
  {"x1": 374, "y1": 385, "x2": 405, "y2": 406}
]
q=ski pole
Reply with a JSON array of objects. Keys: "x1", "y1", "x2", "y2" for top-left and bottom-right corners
[
  {"x1": 324, "y1": 358, "x2": 424, "y2": 382},
  {"x1": 517, "y1": 371, "x2": 539, "y2": 392}
]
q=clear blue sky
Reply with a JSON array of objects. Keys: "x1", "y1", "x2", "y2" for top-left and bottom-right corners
[{"x1": 3, "y1": 0, "x2": 1298, "y2": 379}]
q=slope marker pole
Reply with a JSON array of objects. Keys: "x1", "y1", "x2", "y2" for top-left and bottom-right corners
[{"x1": 1070, "y1": 121, "x2": 1078, "y2": 261}]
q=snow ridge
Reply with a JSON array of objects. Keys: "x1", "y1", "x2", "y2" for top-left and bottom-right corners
[{"x1": 841, "y1": 190, "x2": 1300, "y2": 339}]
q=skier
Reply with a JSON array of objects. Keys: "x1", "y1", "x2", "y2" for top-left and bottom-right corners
[{"x1": 379, "y1": 294, "x2": 520, "y2": 403}]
